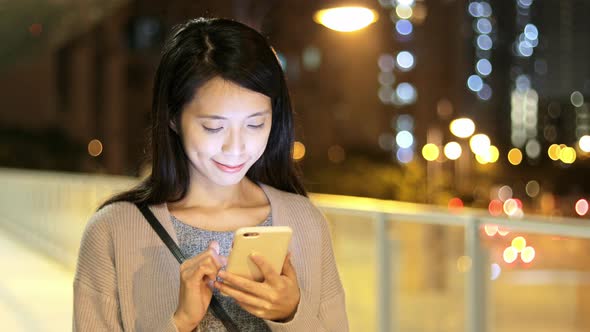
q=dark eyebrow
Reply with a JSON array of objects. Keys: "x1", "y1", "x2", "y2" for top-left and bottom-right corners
[{"x1": 196, "y1": 110, "x2": 271, "y2": 120}]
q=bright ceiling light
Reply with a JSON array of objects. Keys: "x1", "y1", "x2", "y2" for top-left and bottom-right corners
[{"x1": 314, "y1": 7, "x2": 378, "y2": 32}]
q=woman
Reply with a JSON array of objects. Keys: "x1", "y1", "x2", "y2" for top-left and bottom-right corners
[{"x1": 73, "y1": 17, "x2": 348, "y2": 331}]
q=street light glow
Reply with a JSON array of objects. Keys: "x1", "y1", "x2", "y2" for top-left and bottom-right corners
[
  {"x1": 314, "y1": 7, "x2": 378, "y2": 32},
  {"x1": 449, "y1": 118, "x2": 475, "y2": 138}
]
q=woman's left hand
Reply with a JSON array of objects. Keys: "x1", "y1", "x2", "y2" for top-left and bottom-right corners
[{"x1": 214, "y1": 253, "x2": 300, "y2": 322}]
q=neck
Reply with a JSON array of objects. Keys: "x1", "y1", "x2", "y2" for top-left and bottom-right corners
[{"x1": 172, "y1": 176, "x2": 254, "y2": 210}]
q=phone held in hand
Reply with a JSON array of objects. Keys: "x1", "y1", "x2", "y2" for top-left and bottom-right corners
[{"x1": 226, "y1": 226, "x2": 293, "y2": 282}]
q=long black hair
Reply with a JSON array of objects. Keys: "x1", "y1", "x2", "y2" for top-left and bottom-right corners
[{"x1": 101, "y1": 17, "x2": 306, "y2": 209}]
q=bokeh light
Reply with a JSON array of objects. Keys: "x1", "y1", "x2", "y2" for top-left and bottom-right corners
[
  {"x1": 503, "y1": 198, "x2": 519, "y2": 216},
  {"x1": 302, "y1": 46, "x2": 322, "y2": 71},
  {"x1": 395, "y1": 19, "x2": 413, "y2": 35},
  {"x1": 484, "y1": 224, "x2": 499, "y2": 236},
  {"x1": 477, "y1": 84, "x2": 493, "y2": 101},
  {"x1": 449, "y1": 118, "x2": 475, "y2": 138},
  {"x1": 469, "y1": 134, "x2": 491, "y2": 155},
  {"x1": 396, "y1": 82, "x2": 418, "y2": 104},
  {"x1": 525, "y1": 180, "x2": 540, "y2": 198},
  {"x1": 88, "y1": 139, "x2": 103, "y2": 157},
  {"x1": 314, "y1": 7, "x2": 378, "y2": 32},
  {"x1": 575, "y1": 199, "x2": 589, "y2": 216},
  {"x1": 498, "y1": 185, "x2": 513, "y2": 202},
  {"x1": 488, "y1": 200, "x2": 503, "y2": 216},
  {"x1": 525, "y1": 139, "x2": 541, "y2": 159},
  {"x1": 490, "y1": 263, "x2": 501, "y2": 280},
  {"x1": 396, "y1": 130, "x2": 414, "y2": 148},
  {"x1": 467, "y1": 75, "x2": 483, "y2": 92},
  {"x1": 570, "y1": 91, "x2": 584, "y2": 107},
  {"x1": 559, "y1": 147, "x2": 576, "y2": 164},
  {"x1": 508, "y1": 148, "x2": 523, "y2": 165},
  {"x1": 448, "y1": 197, "x2": 464, "y2": 211},
  {"x1": 521, "y1": 246, "x2": 535, "y2": 263},
  {"x1": 397, "y1": 148, "x2": 414, "y2": 164},
  {"x1": 511, "y1": 236, "x2": 527, "y2": 253},
  {"x1": 395, "y1": 5, "x2": 413, "y2": 19},
  {"x1": 396, "y1": 51, "x2": 415, "y2": 71},
  {"x1": 547, "y1": 144, "x2": 561, "y2": 161},
  {"x1": 476, "y1": 58, "x2": 492, "y2": 76},
  {"x1": 579, "y1": 135, "x2": 590, "y2": 152},
  {"x1": 378, "y1": 54, "x2": 396, "y2": 72},
  {"x1": 293, "y1": 141, "x2": 306, "y2": 160},
  {"x1": 444, "y1": 142, "x2": 462, "y2": 160},
  {"x1": 476, "y1": 34, "x2": 493, "y2": 50},
  {"x1": 422, "y1": 143, "x2": 440, "y2": 161},
  {"x1": 503, "y1": 246, "x2": 518, "y2": 264},
  {"x1": 476, "y1": 18, "x2": 492, "y2": 34}
]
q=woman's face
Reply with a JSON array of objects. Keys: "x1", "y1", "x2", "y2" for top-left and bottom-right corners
[{"x1": 176, "y1": 77, "x2": 272, "y2": 187}]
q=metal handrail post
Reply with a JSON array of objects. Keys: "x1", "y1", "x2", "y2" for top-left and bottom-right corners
[
  {"x1": 465, "y1": 217, "x2": 488, "y2": 332},
  {"x1": 376, "y1": 212, "x2": 394, "y2": 332}
]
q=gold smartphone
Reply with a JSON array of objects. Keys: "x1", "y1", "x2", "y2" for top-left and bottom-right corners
[{"x1": 225, "y1": 226, "x2": 293, "y2": 282}]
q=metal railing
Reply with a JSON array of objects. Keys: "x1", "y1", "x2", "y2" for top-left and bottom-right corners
[{"x1": 1, "y1": 167, "x2": 589, "y2": 332}]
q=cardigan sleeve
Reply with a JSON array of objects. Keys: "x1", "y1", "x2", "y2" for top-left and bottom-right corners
[
  {"x1": 265, "y1": 205, "x2": 349, "y2": 332},
  {"x1": 73, "y1": 211, "x2": 124, "y2": 331},
  {"x1": 73, "y1": 207, "x2": 181, "y2": 332}
]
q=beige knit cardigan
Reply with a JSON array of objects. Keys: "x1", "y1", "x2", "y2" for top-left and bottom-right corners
[{"x1": 73, "y1": 183, "x2": 349, "y2": 331}]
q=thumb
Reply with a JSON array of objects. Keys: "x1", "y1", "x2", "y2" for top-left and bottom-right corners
[
  {"x1": 208, "y1": 240, "x2": 220, "y2": 255},
  {"x1": 282, "y1": 252, "x2": 297, "y2": 279}
]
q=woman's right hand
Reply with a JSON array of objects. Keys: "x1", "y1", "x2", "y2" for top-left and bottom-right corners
[{"x1": 173, "y1": 241, "x2": 226, "y2": 332}]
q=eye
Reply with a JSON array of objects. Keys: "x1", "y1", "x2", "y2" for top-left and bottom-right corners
[
  {"x1": 203, "y1": 126, "x2": 223, "y2": 133},
  {"x1": 247, "y1": 123, "x2": 265, "y2": 129}
]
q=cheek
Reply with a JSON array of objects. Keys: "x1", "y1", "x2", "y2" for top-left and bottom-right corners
[
  {"x1": 248, "y1": 130, "x2": 271, "y2": 156},
  {"x1": 183, "y1": 129, "x2": 219, "y2": 157}
]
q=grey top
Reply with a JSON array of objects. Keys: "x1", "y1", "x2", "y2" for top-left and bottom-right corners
[{"x1": 170, "y1": 214, "x2": 273, "y2": 332}]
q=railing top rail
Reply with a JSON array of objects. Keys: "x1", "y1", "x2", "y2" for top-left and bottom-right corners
[
  {"x1": 310, "y1": 192, "x2": 590, "y2": 239},
  {"x1": 2, "y1": 168, "x2": 589, "y2": 239}
]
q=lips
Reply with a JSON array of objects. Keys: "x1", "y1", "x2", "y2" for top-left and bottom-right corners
[{"x1": 213, "y1": 160, "x2": 246, "y2": 173}]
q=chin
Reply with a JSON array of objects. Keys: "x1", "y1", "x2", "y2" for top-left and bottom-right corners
[{"x1": 210, "y1": 171, "x2": 247, "y2": 187}]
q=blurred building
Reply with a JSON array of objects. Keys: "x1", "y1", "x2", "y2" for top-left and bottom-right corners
[{"x1": 1, "y1": 0, "x2": 590, "y2": 201}]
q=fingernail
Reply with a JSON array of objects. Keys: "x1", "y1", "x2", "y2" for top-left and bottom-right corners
[{"x1": 218, "y1": 271, "x2": 226, "y2": 278}]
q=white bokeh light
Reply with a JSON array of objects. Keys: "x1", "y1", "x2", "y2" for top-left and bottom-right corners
[{"x1": 396, "y1": 51, "x2": 415, "y2": 71}]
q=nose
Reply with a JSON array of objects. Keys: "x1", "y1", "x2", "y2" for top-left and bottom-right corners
[{"x1": 222, "y1": 128, "x2": 245, "y2": 155}]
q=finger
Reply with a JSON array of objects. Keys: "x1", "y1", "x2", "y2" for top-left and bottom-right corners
[
  {"x1": 249, "y1": 254, "x2": 281, "y2": 284},
  {"x1": 214, "y1": 281, "x2": 270, "y2": 310},
  {"x1": 218, "y1": 270, "x2": 269, "y2": 296},
  {"x1": 219, "y1": 255, "x2": 228, "y2": 267},
  {"x1": 208, "y1": 241, "x2": 220, "y2": 255},
  {"x1": 234, "y1": 301, "x2": 268, "y2": 319},
  {"x1": 281, "y1": 252, "x2": 297, "y2": 279},
  {"x1": 199, "y1": 253, "x2": 223, "y2": 272},
  {"x1": 187, "y1": 265, "x2": 218, "y2": 287}
]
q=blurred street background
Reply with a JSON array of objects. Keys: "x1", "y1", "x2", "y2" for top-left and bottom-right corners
[{"x1": 1, "y1": 0, "x2": 590, "y2": 331}]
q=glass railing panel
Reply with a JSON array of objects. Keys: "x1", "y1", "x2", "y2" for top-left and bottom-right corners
[
  {"x1": 389, "y1": 218, "x2": 466, "y2": 332},
  {"x1": 322, "y1": 210, "x2": 378, "y2": 332},
  {"x1": 483, "y1": 227, "x2": 590, "y2": 332}
]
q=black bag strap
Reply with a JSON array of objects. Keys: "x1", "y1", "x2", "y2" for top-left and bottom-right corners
[{"x1": 136, "y1": 203, "x2": 240, "y2": 332}]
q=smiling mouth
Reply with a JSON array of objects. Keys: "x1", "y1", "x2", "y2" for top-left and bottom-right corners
[{"x1": 213, "y1": 160, "x2": 246, "y2": 173}]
